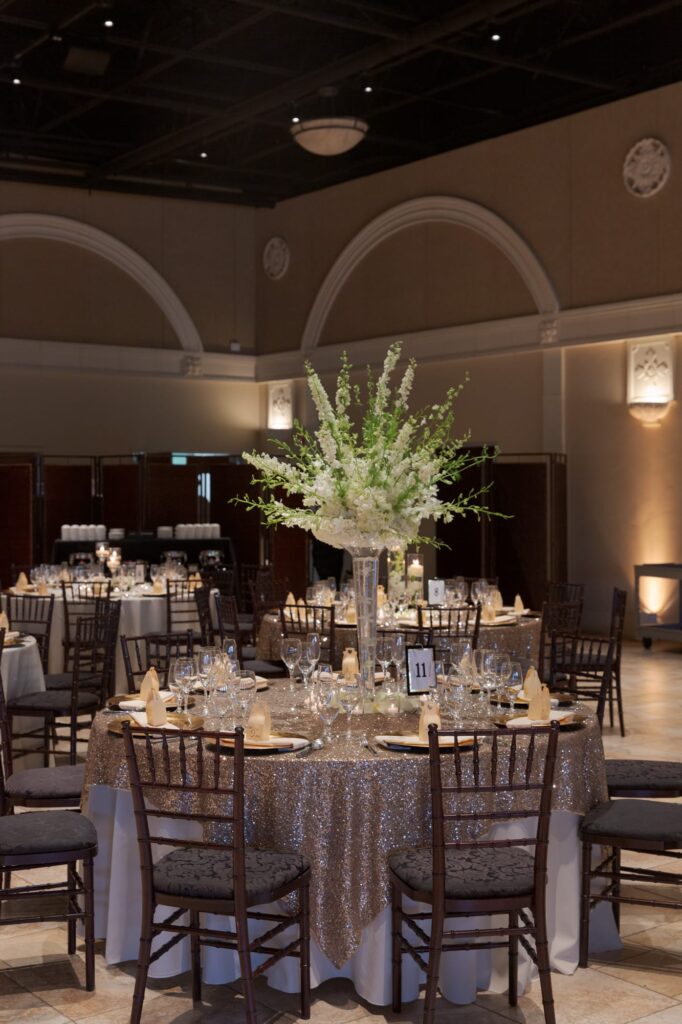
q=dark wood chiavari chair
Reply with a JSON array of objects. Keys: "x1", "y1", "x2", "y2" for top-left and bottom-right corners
[
  {"x1": 60, "y1": 580, "x2": 112, "y2": 671},
  {"x1": 546, "y1": 581, "x2": 585, "y2": 609},
  {"x1": 390, "y1": 723, "x2": 560, "y2": 1024},
  {"x1": 165, "y1": 580, "x2": 202, "y2": 635},
  {"x1": 537, "y1": 600, "x2": 583, "y2": 682},
  {"x1": 194, "y1": 585, "x2": 215, "y2": 645},
  {"x1": 279, "y1": 603, "x2": 335, "y2": 665},
  {"x1": 122, "y1": 723, "x2": 311, "y2": 1024},
  {"x1": 548, "y1": 632, "x2": 615, "y2": 728},
  {"x1": 120, "y1": 631, "x2": 195, "y2": 694},
  {"x1": 213, "y1": 594, "x2": 282, "y2": 677},
  {"x1": 605, "y1": 587, "x2": 627, "y2": 735},
  {"x1": 419, "y1": 604, "x2": 481, "y2": 649},
  {"x1": 6, "y1": 592, "x2": 54, "y2": 672},
  {"x1": 200, "y1": 563, "x2": 236, "y2": 600},
  {"x1": 249, "y1": 574, "x2": 289, "y2": 639},
  {"x1": 0, "y1": 628, "x2": 97, "y2": 988}
]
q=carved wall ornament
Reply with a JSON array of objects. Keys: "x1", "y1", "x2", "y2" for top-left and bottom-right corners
[
  {"x1": 263, "y1": 236, "x2": 290, "y2": 280},
  {"x1": 623, "y1": 138, "x2": 671, "y2": 198},
  {"x1": 267, "y1": 381, "x2": 294, "y2": 429},
  {"x1": 540, "y1": 318, "x2": 559, "y2": 345},
  {"x1": 627, "y1": 337, "x2": 675, "y2": 427},
  {"x1": 181, "y1": 355, "x2": 203, "y2": 377}
]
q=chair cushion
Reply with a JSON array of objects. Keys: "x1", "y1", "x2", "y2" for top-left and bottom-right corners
[
  {"x1": 582, "y1": 800, "x2": 682, "y2": 844},
  {"x1": 154, "y1": 846, "x2": 309, "y2": 904},
  {"x1": 606, "y1": 759, "x2": 682, "y2": 794},
  {"x1": 44, "y1": 673, "x2": 72, "y2": 691},
  {"x1": 388, "y1": 845, "x2": 535, "y2": 900},
  {"x1": 6, "y1": 764, "x2": 84, "y2": 801},
  {"x1": 0, "y1": 810, "x2": 97, "y2": 856},
  {"x1": 7, "y1": 690, "x2": 99, "y2": 713}
]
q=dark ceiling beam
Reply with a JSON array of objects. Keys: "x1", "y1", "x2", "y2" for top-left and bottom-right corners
[
  {"x1": 12, "y1": 2, "x2": 100, "y2": 62},
  {"x1": 36, "y1": 9, "x2": 272, "y2": 133},
  {"x1": 87, "y1": 0, "x2": 534, "y2": 180}
]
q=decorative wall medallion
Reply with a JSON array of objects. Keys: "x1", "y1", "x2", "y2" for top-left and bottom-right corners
[
  {"x1": 623, "y1": 138, "x2": 671, "y2": 198},
  {"x1": 263, "y1": 236, "x2": 290, "y2": 280},
  {"x1": 181, "y1": 355, "x2": 203, "y2": 377},
  {"x1": 267, "y1": 381, "x2": 294, "y2": 429},
  {"x1": 540, "y1": 317, "x2": 559, "y2": 345}
]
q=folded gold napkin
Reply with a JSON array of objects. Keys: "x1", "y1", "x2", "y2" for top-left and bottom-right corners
[
  {"x1": 418, "y1": 696, "x2": 441, "y2": 742},
  {"x1": 245, "y1": 699, "x2": 271, "y2": 742},
  {"x1": 341, "y1": 647, "x2": 359, "y2": 680},
  {"x1": 152, "y1": 578, "x2": 165, "y2": 595},
  {"x1": 285, "y1": 591, "x2": 296, "y2": 606},
  {"x1": 146, "y1": 690, "x2": 168, "y2": 726},
  {"x1": 492, "y1": 588, "x2": 504, "y2": 611},
  {"x1": 139, "y1": 666, "x2": 160, "y2": 703},
  {"x1": 59, "y1": 567, "x2": 71, "y2": 583},
  {"x1": 528, "y1": 683, "x2": 551, "y2": 722},
  {"x1": 514, "y1": 593, "x2": 525, "y2": 614},
  {"x1": 0, "y1": 611, "x2": 9, "y2": 631},
  {"x1": 129, "y1": 710, "x2": 179, "y2": 731},
  {"x1": 37, "y1": 581, "x2": 49, "y2": 596},
  {"x1": 14, "y1": 572, "x2": 29, "y2": 592},
  {"x1": 523, "y1": 666, "x2": 542, "y2": 701},
  {"x1": 3, "y1": 630, "x2": 20, "y2": 645},
  {"x1": 481, "y1": 602, "x2": 496, "y2": 624},
  {"x1": 377, "y1": 585, "x2": 387, "y2": 609},
  {"x1": 507, "y1": 709, "x2": 574, "y2": 728}
]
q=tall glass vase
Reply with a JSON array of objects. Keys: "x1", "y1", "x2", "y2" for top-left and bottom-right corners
[{"x1": 349, "y1": 548, "x2": 381, "y2": 709}]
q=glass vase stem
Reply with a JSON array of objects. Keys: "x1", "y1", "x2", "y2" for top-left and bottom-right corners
[{"x1": 351, "y1": 551, "x2": 380, "y2": 709}]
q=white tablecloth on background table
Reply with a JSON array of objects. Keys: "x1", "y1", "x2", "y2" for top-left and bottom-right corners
[
  {"x1": 2, "y1": 634, "x2": 47, "y2": 767},
  {"x1": 85, "y1": 787, "x2": 619, "y2": 1006}
]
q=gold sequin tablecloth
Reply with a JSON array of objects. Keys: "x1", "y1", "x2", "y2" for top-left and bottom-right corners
[
  {"x1": 256, "y1": 611, "x2": 541, "y2": 665},
  {"x1": 84, "y1": 682, "x2": 607, "y2": 981}
]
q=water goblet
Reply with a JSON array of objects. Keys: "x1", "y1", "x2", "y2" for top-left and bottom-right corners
[
  {"x1": 235, "y1": 670, "x2": 257, "y2": 726},
  {"x1": 506, "y1": 661, "x2": 524, "y2": 716},
  {"x1": 306, "y1": 632, "x2": 321, "y2": 669},
  {"x1": 196, "y1": 646, "x2": 219, "y2": 713},
  {"x1": 316, "y1": 669, "x2": 339, "y2": 743},
  {"x1": 173, "y1": 655, "x2": 197, "y2": 718},
  {"x1": 338, "y1": 674, "x2": 362, "y2": 739},
  {"x1": 280, "y1": 636, "x2": 301, "y2": 709}
]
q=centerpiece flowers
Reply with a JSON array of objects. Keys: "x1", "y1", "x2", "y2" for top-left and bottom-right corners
[{"x1": 240, "y1": 341, "x2": 496, "y2": 699}]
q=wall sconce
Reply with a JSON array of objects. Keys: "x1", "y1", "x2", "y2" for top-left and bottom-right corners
[
  {"x1": 627, "y1": 338, "x2": 675, "y2": 426},
  {"x1": 267, "y1": 381, "x2": 294, "y2": 430}
]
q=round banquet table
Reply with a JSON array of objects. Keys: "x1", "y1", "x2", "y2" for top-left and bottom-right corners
[
  {"x1": 83, "y1": 681, "x2": 619, "y2": 1007},
  {"x1": 2, "y1": 634, "x2": 47, "y2": 767},
  {"x1": 257, "y1": 611, "x2": 541, "y2": 666}
]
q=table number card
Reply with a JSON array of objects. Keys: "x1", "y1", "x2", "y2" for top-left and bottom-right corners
[
  {"x1": 406, "y1": 645, "x2": 436, "y2": 695},
  {"x1": 428, "y1": 578, "x2": 445, "y2": 606}
]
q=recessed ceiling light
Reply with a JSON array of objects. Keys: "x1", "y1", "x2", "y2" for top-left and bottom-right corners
[
  {"x1": 364, "y1": 84, "x2": 373, "y2": 93},
  {"x1": 491, "y1": 32, "x2": 501, "y2": 41},
  {"x1": 12, "y1": 77, "x2": 21, "y2": 85},
  {"x1": 52, "y1": 34, "x2": 63, "y2": 42},
  {"x1": 291, "y1": 115, "x2": 300, "y2": 123},
  {"x1": 103, "y1": 18, "x2": 114, "y2": 27},
  {"x1": 199, "y1": 151, "x2": 208, "y2": 159}
]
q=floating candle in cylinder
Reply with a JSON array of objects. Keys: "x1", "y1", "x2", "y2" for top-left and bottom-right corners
[{"x1": 406, "y1": 555, "x2": 424, "y2": 601}]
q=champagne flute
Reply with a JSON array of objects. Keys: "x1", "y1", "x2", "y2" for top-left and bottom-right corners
[
  {"x1": 316, "y1": 668, "x2": 339, "y2": 743},
  {"x1": 173, "y1": 655, "x2": 196, "y2": 718},
  {"x1": 196, "y1": 646, "x2": 219, "y2": 713},
  {"x1": 338, "y1": 674, "x2": 361, "y2": 739},
  {"x1": 280, "y1": 636, "x2": 302, "y2": 709}
]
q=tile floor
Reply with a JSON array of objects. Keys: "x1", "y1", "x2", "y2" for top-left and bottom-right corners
[{"x1": 5, "y1": 640, "x2": 682, "y2": 1023}]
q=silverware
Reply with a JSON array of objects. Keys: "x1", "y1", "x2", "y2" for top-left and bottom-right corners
[
  {"x1": 296, "y1": 738, "x2": 324, "y2": 758},
  {"x1": 364, "y1": 739, "x2": 380, "y2": 756}
]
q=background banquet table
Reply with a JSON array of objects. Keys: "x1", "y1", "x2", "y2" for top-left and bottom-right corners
[
  {"x1": 256, "y1": 611, "x2": 541, "y2": 666},
  {"x1": 83, "y1": 681, "x2": 617, "y2": 1006}
]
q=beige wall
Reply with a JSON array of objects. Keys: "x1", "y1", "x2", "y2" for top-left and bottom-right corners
[
  {"x1": 0, "y1": 181, "x2": 255, "y2": 353},
  {"x1": 0, "y1": 368, "x2": 262, "y2": 456},
  {"x1": 255, "y1": 80, "x2": 682, "y2": 354}
]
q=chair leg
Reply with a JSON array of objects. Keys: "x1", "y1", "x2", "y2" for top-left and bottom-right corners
[
  {"x1": 612, "y1": 847, "x2": 621, "y2": 933},
  {"x1": 508, "y1": 911, "x2": 518, "y2": 1006},
  {"x1": 579, "y1": 839, "x2": 592, "y2": 968},
  {"x1": 615, "y1": 667, "x2": 625, "y2": 738},
  {"x1": 300, "y1": 880, "x2": 311, "y2": 1020},
  {"x1": 43, "y1": 718, "x2": 50, "y2": 767},
  {"x1": 83, "y1": 856, "x2": 95, "y2": 991},
  {"x1": 130, "y1": 910, "x2": 154, "y2": 1024},
  {"x1": 535, "y1": 903, "x2": 556, "y2": 1024},
  {"x1": 391, "y1": 884, "x2": 402, "y2": 1013},
  {"x1": 235, "y1": 902, "x2": 257, "y2": 1024},
  {"x1": 190, "y1": 910, "x2": 202, "y2": 1004},
  {"x1": 608, "y1": 676, "x2": 615, "y2": 727},
  {"x1": 423, "y1": 906, "x2": 443, "y2": 1024},
  {"x1": 67, "y1": 863, "x2": 77, "y2": 954}
]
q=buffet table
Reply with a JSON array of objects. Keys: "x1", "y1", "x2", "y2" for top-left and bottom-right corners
[
  {"x1": 51, "y1": 535, "x2": 237, "y2": 567},
  {"x1": 257, "y1": 611, "x2": 541, "y2": 666},
  {"x1": 83, "y1": 681, "x2": 617, "y2": 1006}
]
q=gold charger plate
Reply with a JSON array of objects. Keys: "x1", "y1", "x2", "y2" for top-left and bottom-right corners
[
  {"x1": 493, "y1": 712, "x2": 588, "y2": 732},
  {"x1": 107, "y1": 712, "x2": 204, "y2": 735},
  {"x1": 106, "y1": 692, "x2": 195, "y2": 711},
  {"x1": 209, "y1": 733, "x2": 310, "y2": 756},
  {"x1": 490, "y1": 691, "x2": 575, "y2": 709},
  {"x1": 376, "y1": 733, "x2": 476, "y2": 753}
]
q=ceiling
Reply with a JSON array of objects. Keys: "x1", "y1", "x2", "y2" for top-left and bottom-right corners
[{"x1": 1, "y1": 0, "x2": 682, "y2": 208}]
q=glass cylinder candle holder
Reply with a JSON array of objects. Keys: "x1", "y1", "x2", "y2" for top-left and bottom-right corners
[{"x1": 405, "y1": 553, "x2": 424, "y2": 603}]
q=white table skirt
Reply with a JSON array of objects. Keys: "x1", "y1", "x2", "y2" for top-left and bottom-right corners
[
  {"x1": 85, "y1": 784, "x2": 620, "y2": 1006},
  {"x1": 3, "y1": 635, "x2": 47, "y2": 767}
]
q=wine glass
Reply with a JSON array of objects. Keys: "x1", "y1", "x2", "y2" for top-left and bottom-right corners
[
  {"x1": 316, "y1": 667, "x2": 339, "y2": 743},
  {"x1": 506, "y1": 661, "x2": 524, "y2": 716},
  {"x1": 496, "y1": 653, "x2": 512, "y2": 701},
  {"x1": 444, "y1": 666, "x2": 468, "y2": 726},
  {"x1": 173, "y1": 656, "x2": 196, "y2": 718},
  {"x1": 306, "y1": 632, "x2": 321, "y2": 669},
  {"x1": 235, "y1": 670, "x2": 257, "y2": 725},
  {"x1": 196, "y1": 646, "x2": 219, "y2": 713},
  {"x1": 280, "y1": 636, "x2": 302, "y2": 708},
  {"x1": 299, "y1": 642, "x2": 316, "y2": 694},
  {"x1": 338, "y1": 675, "x2": 362, "y2": 739},
  {"x1": 376, "y1": 638, "x2": 394, "y2": 683}
]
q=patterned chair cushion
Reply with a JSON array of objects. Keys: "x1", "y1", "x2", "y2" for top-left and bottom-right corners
[
  {"x1": 6, "y1": 764, "x2": 84, "y2": 801},
  {"x1": 388, "y1": 845, "x2": 535, "y2": 900},
  {"x1": 0, "y1": 811, "x2": 97, "y2": 856},
  {"x1": 7, "y1": 690, "x2": 99, "y2": 713},
  {"x1": 154, "y1": 846, "x2": 309, "y2": 904},
  {"x1": 606, "y1": 760, "x2": 682, "y2": 794},
  {"x1": 582, "y1": 799, "x2": 682, "y2": 844}
]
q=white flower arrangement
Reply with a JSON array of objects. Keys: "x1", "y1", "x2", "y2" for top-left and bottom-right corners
[{"x1": 239, "y1": 342, "x2": 496, "y2": 552}]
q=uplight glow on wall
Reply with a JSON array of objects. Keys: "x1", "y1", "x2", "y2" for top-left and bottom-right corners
[
  {"x1": 627, "y1": 337, "x2": 675, "y2": 426},
  {"x1": 267, "y1": 381, "x2": 294, "y2": 430}
]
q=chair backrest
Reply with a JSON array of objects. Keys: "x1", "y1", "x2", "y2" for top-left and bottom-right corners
[
  {"x1": 546, "y1": 581, "x2": 584, "y2": 610},
  {"x1": 165, "y1": 580, "x2": 202, "y2": 635},
  {"x1": 609, "y1": 588, "x2": 627, "y2": 653},
  {"x1": 428, "y1": 723, "x2": 559, "y2": 908},
  {"x1": 419, "y1": 604, "x2": 481, "y2": 649},
  {"x1": 6, "y1": 593, "x2": 55, "y2": 672},
  {"x1": 548, "y1": 632, "x2": 616, "y2": 728},
  {"x1": 194, "y1": 585, "x2": 215, "y2": 645},
  {"x1": 71, "y1": 600, "x2": 121, "y2": 699},
  {"x1": 61, "y1": 580, "x2": 111, "y2": 644},
  {"x1": 279, "y1": 603, "x2": 335, "y2": 664},
  {"x1": 122, "y1": 724, "x2": 246, "y2": 906},
  {"x1": 213, "y1": 593, "x2": 243, "y2": 657},
  {"x1": 201, "y1": 563, "x2": 236, "y2": 600},
  {"x1": 251, "y1": 576, "x2": 289, "y2": 634},
  {"x1": 120, "y1": 630, "x2": 195, "y2": 693},
  {"x1": 0, "y1": 629, "x2": 12, "y2": 803},
  {"x1": 537, "y1": 600, "x2": 583, "y2": 679}
]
